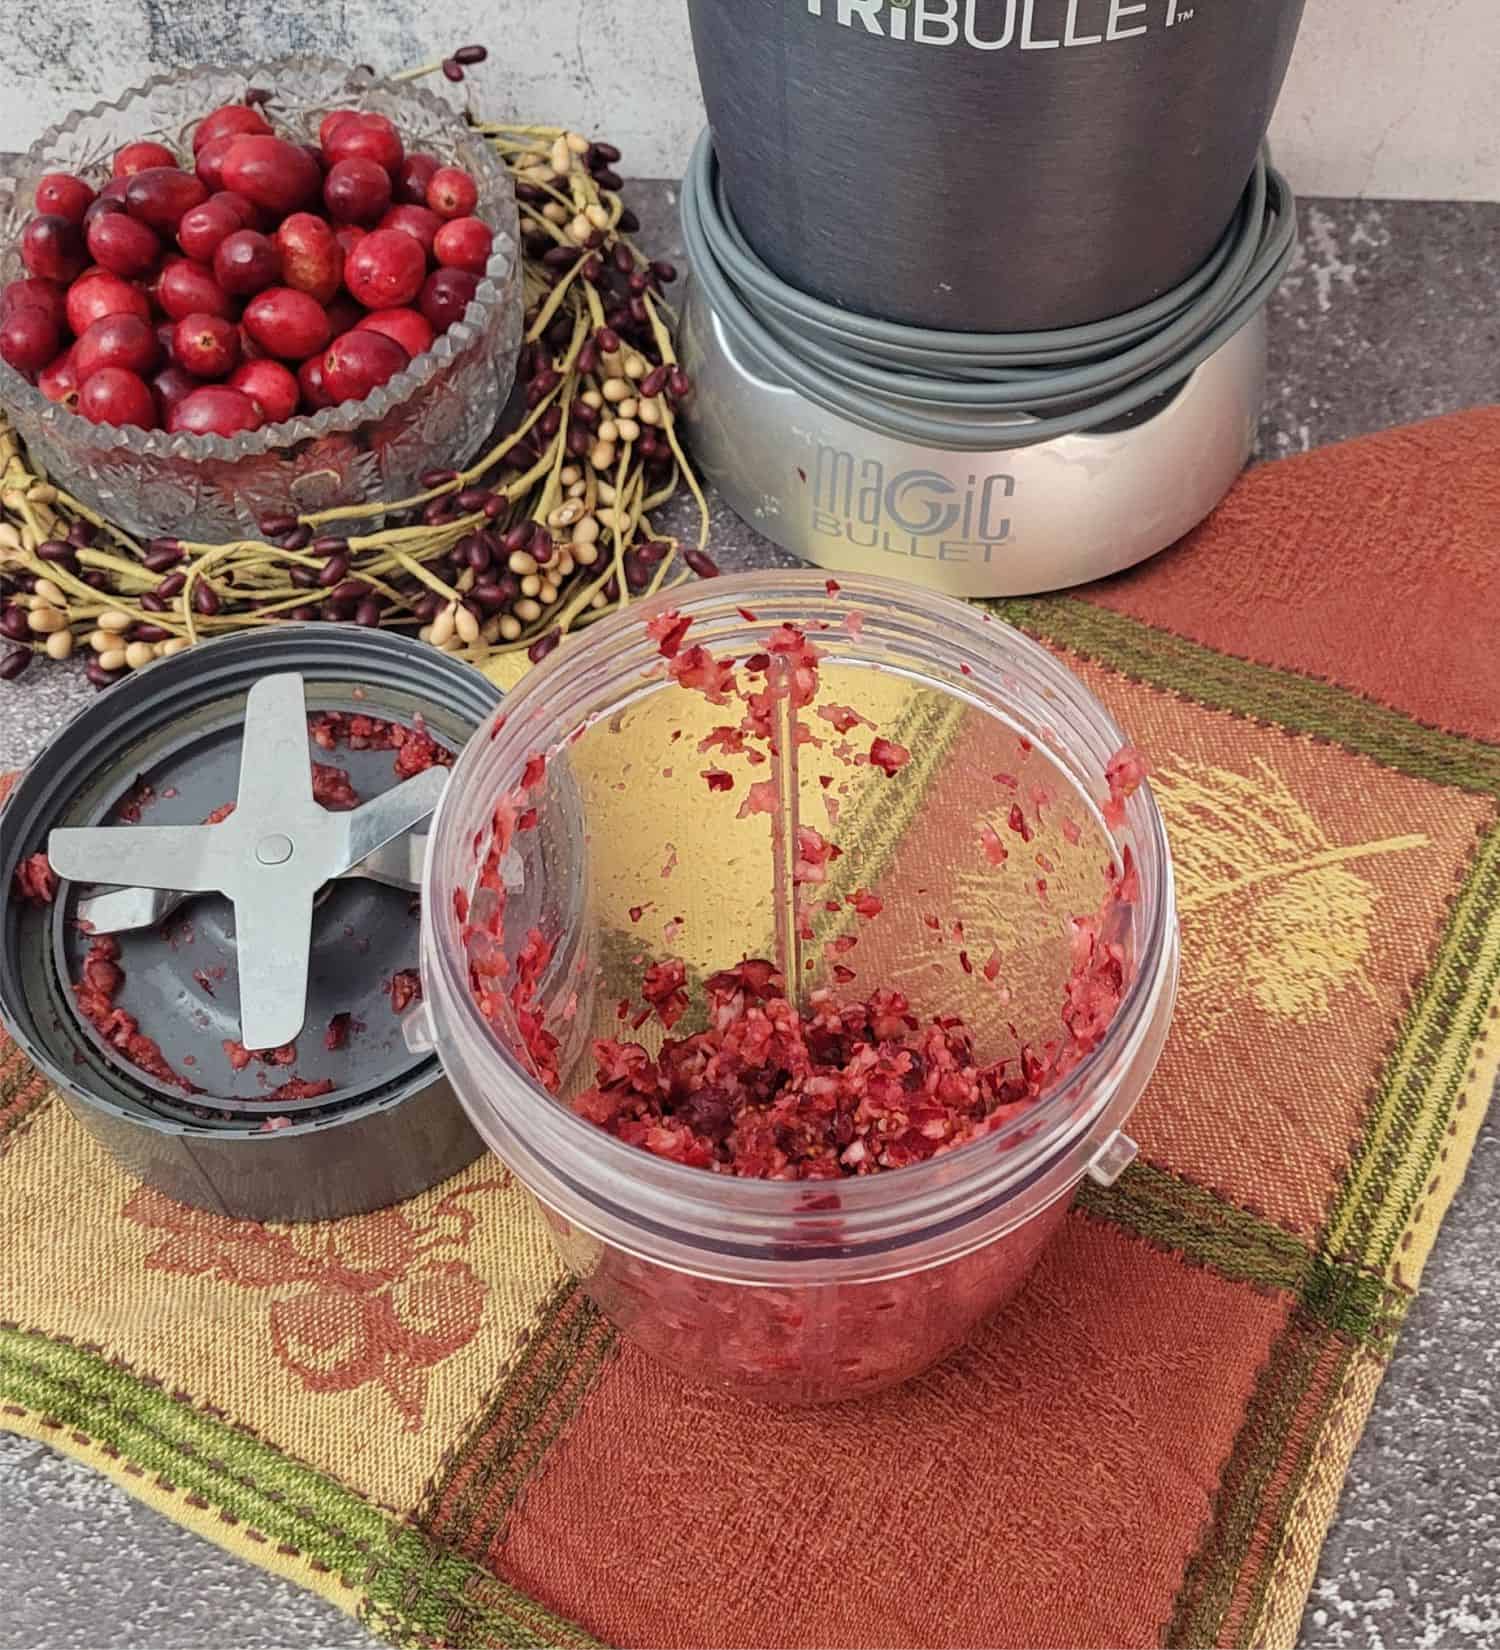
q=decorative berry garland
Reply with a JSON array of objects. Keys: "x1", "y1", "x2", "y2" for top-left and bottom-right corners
[{"x1": 0, "y1": 51, "x2": 714, "y2": 687}]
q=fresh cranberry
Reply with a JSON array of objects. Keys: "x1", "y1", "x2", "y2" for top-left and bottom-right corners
[
  {"x1": 78, "y1": 365, "x2": 157, "y2": 427},
  {"x1": 35, "y1": 172, "x2": 96, "y2": 224},
  {"x1": 297, "y1": 353, "x2": 333, "y2": 409},
  {"x1": 156, "y1": 258, "x2": 235, "y2": 321},
  {"x1": 98, "y1": 177, "x2": 131, "y2": 203},
  {"x1": 194, "y1": 135, "x2": 238, "y2": 193},
  {"x1": 344, "y1": 228, "x2": 425, "y2": 309},
  {"x1": 2, "y1": 277, "x2": 68, "y2": 329},
  {"x1": 356, "y1": 306, "x2": 433, "y2": 358},
  {"x1": 86, "y1": 211, "x2": 161, "y2": 278},
  {"x1": 21, "y1": 215, "x2": 86, "y2": 282},
  {"x1": 394, "y1": 152, "x2": 439, "y2": 206},
  {"x1": 214, "y1": 190, "x2": 260, "y2": 228},
  {"x1": 318, "y1": 109, "x2": 359, "y2": 149},
  {"x1": 73, "y1": 314, "x2": 160, "y2": 383},
  {"x1": 378, "y1": 203, "x2": 441, "y2": 255},
  {"x1": 323, "y1": 156, "x2": 391, "y2": 225},
  {"x1": 273, "y1": 213, "x2": 343, "y2": 304},
  {"x1": 324, "y1": 113, "x2": 403, "y2": 175},
  {"x1": 242, "y1": 288, "x2": 331, "y2": 359},
  {"x1": 38, "y1": 347, "x2": 80, "y2": 408},
  {"x1": 433, "y1": 215, "x2": 492, "y2": 275},
  {"x1": 220, "y1": 135, "x2": 322, "y2": 214},
  {"x1": 150, "y1": 361, "x2": 198, "y2": 419},
  {"x1": 213, "y1": 229, "x2": 280, "y2": 297},
  {"x1": 227, "y1": 357, "x2": 299, "y2": 423},
  {"x1": 124, "y1": 168, "x2": 209, "y2": 232},
  {"x1": 322, "y1": 328, "x2": 409, "y2": 401},
  {"x1": 166, "y1": 384, "x2": 265, "y2": 438},
  {"x1": 333, "y1": 223, "x2": 367, "y2": 259},
  {"x1": 177, "y1": 197, "x2": 240, "y2": 263},
  {"x1": 112, "y1": 141, "x2": 178, "y2": 178},
  {"x1": 83, "y1": 194, "x2": 127, "y2": 229},
  {"x1": 0, "y1": 307, "x2": 60, "y2": 375},
  {"x1": 418, "y1": 266, "x2": 479, "y2": 331},
  {"x1": 192, "y1": 103, "x2": 273, "y2": 153},
  {"x1": 172, "y1": 312, "x2": 240, "y2": 379},
  {"x1": 66, "y1": 270, "x2": 151, "y2": 334},
  {"x1": 425, "y1": 167, "x2": 478, "y2": 220}
]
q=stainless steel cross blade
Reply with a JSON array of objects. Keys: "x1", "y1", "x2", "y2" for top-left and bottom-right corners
[
  {"x1": 48, "y1": 673, "x2": 450, "y2": 1050},
  {"x1": 74, "y1": 832, "x2": 431, "y2": 937}
]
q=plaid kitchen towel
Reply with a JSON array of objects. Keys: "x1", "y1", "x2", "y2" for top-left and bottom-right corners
[{"x1": 2, "y1": 404, "x2": 1499, "y2": 1649}]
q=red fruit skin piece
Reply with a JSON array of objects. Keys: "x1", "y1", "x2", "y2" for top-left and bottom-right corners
[
  {"x1": 73, "y1": 314, "x2": 160, "y2": 384},
  {"x1": 38, "y1": 346, "x2": 81, "y2": 408},
  {"x1": 323, "y1": 156, "x2": 392, "y2": 225},
  {"x1": 124, "y1": 168, "x2": 209, "y2": 232},
  {"x1": 297, "y1": 353, "x2": 333, "y2": 409},
  {"x1": 0, "y1": 307, "x2": 60, "y2": 375},
  {"x1": 172, "y1": 312, "x2": 240, "y2": 379},
  {"x1": 156, "y1": 258, "x2": 236, "y2": 321},
  {"x1": 227, "y1": 357, "x2": 299, "y2": 423},
  {"x1": 35, "y1": 172, "x2": 96, "y2": 224},
  {"x1": 192, "y1": 103, "x2": 273, "y2": 154},
  {"x1": 86, "y1": 211, "x2": 162, "y2": 279},
  {"x1": 273, "y1": 213, "x2": 343, "y2": 305},
  {"x1": 220, "y1": 135, "x2": 322, "y2": 215},
  {"x1": 66, "y1": 270, "x2": 151, "y2": 335},
  {"x1": 166, "y1": 384, "x2": 265, "y2": 438},
  {"x1": 113, "y1": 141, "x2": 178, "y2": 178},
  {"x1": 2, "y1": 277, "x2": 68, "y2": 330},
  {"x1": 394, "y1": 152, "x2": 439, "y2": 206},
  {"x1": 356, "y1": 306, "x2": 434, "y2": 358},
  {"x1": 212, "y1": 229, "x2": 280, "y2": 297},
  {"x1": 378, "y1": 203, "x2": 441, "y2": 255},
  {"x1": 21, "y1": 215, "x2": 86, "y2": 282},
  {"x1": 322, "y1": 328, "x2": 409, "y2": 402},
  {"x1": 418, "y1": 267, "x2": 479, "y2": 331},
  {"x1": 433, "y1": 215, "x2": 492, "y2": 275},
  {"x1": 324, "y1": 113, "x2": 404, "y2": 175},
  {"x1": 176, "y1": 196, "x2": 245, "y2": 262},
  {"x1": 151, "y1": 361, "x2": 198, "y2": 419},
  {"x1": 194, "y1": 134, "x2": 238, "y2": 194},
  {"x1": 78, "y1": 366, "x2": 158, "y2": 428},
  {"x1": 344, "y1": 228, "x2": 426, "y2": 309},
  {"x1": 242, "y1": 288, "x2": 332, "y2": 360},
  {"x1": 425, "y1": 167, "x2": 479, "y2": 220}
]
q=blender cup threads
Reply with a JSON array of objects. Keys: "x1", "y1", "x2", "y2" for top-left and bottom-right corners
[
  {"x1": 423, "y1": 572, "x2": 1179, "y2": 1403},
  {"x1": 0, "y1": 627, "x2": 500, "y2": 1223}
]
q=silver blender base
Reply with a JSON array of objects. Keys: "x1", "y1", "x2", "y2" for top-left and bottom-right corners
[{"x1": 679, "y1": 279, "x2": 1266, "y2": 600}]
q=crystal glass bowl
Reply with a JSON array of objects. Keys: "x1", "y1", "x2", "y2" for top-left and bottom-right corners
[{"x1": 0, "y1": 57, "x2": 522, "y2": 542}]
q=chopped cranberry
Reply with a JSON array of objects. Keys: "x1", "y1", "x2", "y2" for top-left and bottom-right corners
[
  {"x1": 388, "y1": 969, "x2": 422, "y2": 1014},
  {"x1": 12, "y1": 852, "x2": 58, "y2": 904},
  {"x1": 1103, "y1": 744, "x2": 1149, "y2": 828},
  {"x1": 868, "y1": 736, "x2": 910, "y2": 776}
]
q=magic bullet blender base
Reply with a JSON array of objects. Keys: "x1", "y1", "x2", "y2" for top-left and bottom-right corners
[{"x1": 679, "y1": 131, "x2": 1294, "y2": 598}]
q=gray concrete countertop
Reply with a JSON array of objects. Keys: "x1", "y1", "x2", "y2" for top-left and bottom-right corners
[{"x1": 2, "y1": 185, "x2": 1497, "y2": 1650}]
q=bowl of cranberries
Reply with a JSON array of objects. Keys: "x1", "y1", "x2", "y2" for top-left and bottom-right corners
[{"x1": 0, "y1": 58, "x2": 521, "y2": 542}]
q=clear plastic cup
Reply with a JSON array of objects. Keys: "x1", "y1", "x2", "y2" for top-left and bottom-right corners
[{"x1": 418, "y1": 571, "x2": 1178, "y2": 1403}]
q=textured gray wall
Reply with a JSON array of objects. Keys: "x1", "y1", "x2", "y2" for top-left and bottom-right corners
[{"x1": 3, "y1": 0, "x2": 1498, "y2": 200}]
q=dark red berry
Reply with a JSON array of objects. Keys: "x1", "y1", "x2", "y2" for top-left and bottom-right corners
[
  {"x1": 73, "y1": 314, "x2": 159, "y2": 383},
  {"x1": 176, "y1": 196, "x2": 245, "y2": 262},
  {"x1": 273, "y1": 213, "x2": 343, "y2": 305},
  {"x1": 378, "y1": 203, "x2": 441, "y2": 254},
  {"x1": 77, "y1": 366, "x2": 158, "y2": 428},
  {"x1": 124, "y1": 167, "x2": 208, "y2": 231},
  {"x1": 220, "y1": 135, "x2": 322, "y2": 214},
  {"x1": 172, "y1": 312, "x2": 240, "y2": 379},
  {"x1": 344, "y1": 228, "x2": 426, "y2": 309},
  {"x1": 425, "y1": 167, "x2": 478, "y2": 220},
  {"x1": 324, "y1": 113, "x2": 404, "y2": 175},
  {"x1": 113, "y1": 141, "x2": 177, "y2": 178},
  {"x1": 21, "y1": 215, "x2": 86, "y2": 282},
  {"x1": 322, "y1": 328, "x2": 410, "y2": 402},
  {"x1": 394, "y1": 152, "x2": 439, "y2": 206},
  {"x1": 433, "y1": 215, "x2": 491, "y2": 274},
  {"x1": 192, "y1": 103, "x2": 273, "y2": 154},
  {"x1": 166, "y1": 384, "x2": 265, "y2": 438},
  {"x1": 213, "y1": 229, "x2": 280, "y2": 297},
  {"x1": 86, "y1": 211, "x2": 161, "y2": 278},
  {"x1": 35, "y1": 172, "x2": 96, "y2": 224},
  {"x1": 156, "y1": 257, "x2": 235, "y2": 321},
  {"x1": 323, "y1": 156, "x2": 391, "y2": 224},
  {"x1": 0, "y1": 307, "x2": 60, "y2": 375},
  {"x1": 356, "y1": 306, "x2": 433, "y2": 358},
  {"x1": 242, "y1": 288, "x2": 332, "y2": 360},
  {"x1": 418, "y1": 266, "x2": 479, "y2": 331},
  {"x1": 227, "y1": 357, "x2": 299, "y2": 422}
]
